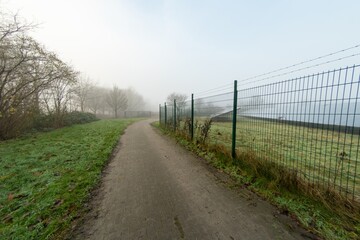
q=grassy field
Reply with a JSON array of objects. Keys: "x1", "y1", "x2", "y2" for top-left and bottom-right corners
[
  {"x1": 0, "y1": 119, "x2": 135, "y2": 239},
  {"x1": 205, "y1": 118, "x2": 360, "y2": 201}
]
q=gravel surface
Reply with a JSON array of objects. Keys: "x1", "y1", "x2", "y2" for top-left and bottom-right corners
[{"x1": 72, "y1": 119, "x2": 314, "y2": 240}]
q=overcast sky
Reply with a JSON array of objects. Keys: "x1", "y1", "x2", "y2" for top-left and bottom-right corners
[{"x1": 2, "y1": 0, "x2": 360, "y2": 110}]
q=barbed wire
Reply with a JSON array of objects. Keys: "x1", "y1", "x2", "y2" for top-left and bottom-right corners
[
  {"x1": 239, "y1": 53, "x2": 360, "y2": 86},
  {"x1": 194, "y1": 83, "x2": 233, "y2": 97},
  {"x1": 239, "y1": 43, "x2": 360, "y2": 83},
  {"x1": 172, "y1": 44, "x2": 360, "y2": 100}
]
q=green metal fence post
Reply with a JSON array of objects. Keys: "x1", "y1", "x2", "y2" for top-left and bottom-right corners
[
  {"x1": 232, "y1": 80, "x2": 238, "y2": 159},
  {"x1": 174, "y1": 99, "x2": 177, "y2": 131},
  {"x1": 191, "y1": 93, "x2": 194, "y2": 140},
  {"x1": 164, "y1": 102, "x2": 167, "y2": 128},
  {"x1": 159, "y1": 104, "x2": 161, "y2": 125}
]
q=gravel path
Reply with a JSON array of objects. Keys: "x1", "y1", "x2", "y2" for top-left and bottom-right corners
[{"x1": 73, "y1": 119, "x2": 313, "y2": 240}]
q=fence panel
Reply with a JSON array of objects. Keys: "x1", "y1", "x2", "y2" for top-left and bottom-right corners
[
  {"x1": 159, "y1": 65, "x2": 360, "y2": 202},
  {"x1": 235, "y1": 65, "x2": 360, "y2": 201},
  {"x1": 194, "y1": 92, "x2": 234, "y2": 147}
]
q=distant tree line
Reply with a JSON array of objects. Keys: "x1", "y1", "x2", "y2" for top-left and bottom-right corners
[
  {"x1": 165, "y1": 92, "x2": 228, "y2": 117},
  {"x1": 75, "y1": 79, "x2": 147, "y2": 118},
  {"x1": 0, "y1": 11, "x2": 145, "y2": 139}
]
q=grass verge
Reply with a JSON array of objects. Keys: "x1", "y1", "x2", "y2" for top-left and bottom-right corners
[
  {"x1": 0, "y1": 119, "x2": 136, "y2": 239},
  {"x1": 154, "y1": 122, "x2": 360, "y2": 240}
]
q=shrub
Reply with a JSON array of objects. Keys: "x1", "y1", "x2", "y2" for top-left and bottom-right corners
[
  {"x1": 64, "y1": 111, "x2": 98, "y2": 125},
  {"x1": 33, "y1": 111, "x2": 98, "y2": 131}
]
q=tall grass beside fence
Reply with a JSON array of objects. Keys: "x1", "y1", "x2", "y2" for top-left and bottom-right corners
[{"x1": 160, "y1": 65, "x2": 360, "y2": 205}]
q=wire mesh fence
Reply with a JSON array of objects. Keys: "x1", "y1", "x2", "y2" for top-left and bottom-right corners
[{"x1": 159, "y1": 65, "x2": 360, "y2": 202}]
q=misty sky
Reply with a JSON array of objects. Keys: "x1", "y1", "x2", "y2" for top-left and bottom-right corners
[{"x1": 3, "y1": 0, "x2": 360, "y2": 110}]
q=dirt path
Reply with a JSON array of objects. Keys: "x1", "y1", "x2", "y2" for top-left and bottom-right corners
[{"x1": 72, "y1": 120, "x2": 314, "y2": 240}]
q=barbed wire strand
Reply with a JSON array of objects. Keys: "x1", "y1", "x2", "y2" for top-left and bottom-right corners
[
  {"x1": 194, "y1": 83, "x2": 233, "y2": 96},
  {"x1": 239, "y1": 52, "x2": 360, "y2": 86},
  {"x1": 239, "y1": 43, "x2": 360, "y2": 83},
  {"x1": 179, "y1": 44, "x2": 360, "y2": 100}
]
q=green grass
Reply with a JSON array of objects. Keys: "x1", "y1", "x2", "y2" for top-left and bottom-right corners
[
  {"x1": 196, "y1": 118, "x2": 360, "y2": 201},
  {"x1": 0, "y1": 119, "x2": 136, "y2": 239}
]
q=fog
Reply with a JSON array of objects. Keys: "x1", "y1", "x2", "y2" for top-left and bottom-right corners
[{"x1": 4, "y1": 0, "x2": 360, "y2": 110}]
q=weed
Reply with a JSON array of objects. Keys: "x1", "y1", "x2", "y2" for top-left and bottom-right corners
[
  {"x1": 196, "y1": 119, "x2": 212, "y2": 144},
  {"x1": 181, "y1": 117, "x2": 192, "y2": 135}
]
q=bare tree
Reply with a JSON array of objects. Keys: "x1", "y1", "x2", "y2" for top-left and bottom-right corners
[
  {"x1": 0, "y1": 11, "x2": 35, "y2": 42},
  {"x1": 166, "y1": 92, "x2": 188, "y2": 108},
  {"x1": 86, "y1": 86, "x2": 107, "y2": 115},
  {"x1": 0, "y1": 10, "x2": 78, "y2": 138},
  {"x1": 44, "y1": 81, "x2": 76, "y2": 126},
  {"x1": 125, "y1": 87, "x2": 145, "y2": 111},
  {"x1": 106, "y1": 85, "x2": 128, "y2": 118},
  {"x1": 73, "y1": 75, "x2": 93, "y2": 112}
]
